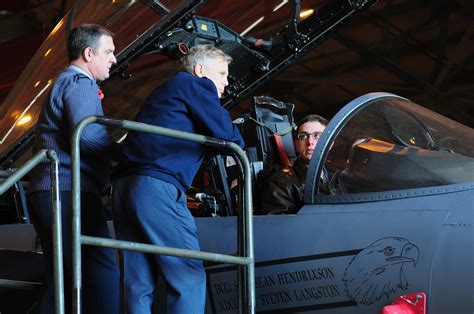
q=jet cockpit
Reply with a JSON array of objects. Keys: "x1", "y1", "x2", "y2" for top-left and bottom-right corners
[{"x1": 305, "y1": 92, "x2": 474, "y2": 200}]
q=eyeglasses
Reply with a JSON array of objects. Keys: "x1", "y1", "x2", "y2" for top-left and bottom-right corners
[{"x1": 297, "y1": 132, "x2": 322, "y2": 141}]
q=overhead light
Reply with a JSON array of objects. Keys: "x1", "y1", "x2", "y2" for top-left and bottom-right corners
[
  {"x1": 50, "y1": 19, "x2": 64, "y2": 35},
  {"x1": 240, "y1": 17, "x2": 265, "y2": 36},
  {"x1": 1, "y1": 79, "x2": 53, "y2": 144},
  {"x1": 273, "y1": 0, "x2": 288, "y2": 12},
  {"x1": 300, "y1": 9, "x2": 314, "y2": 19},
  {"x1": 44, "y1": 48, "x2": 52, "y2": 57},
  {"x1": 34, "y1": 81, "x2": 41, "y2": 88},
  {"x1": 17, "y1": 115, "x2": 32, "y2": 126}
]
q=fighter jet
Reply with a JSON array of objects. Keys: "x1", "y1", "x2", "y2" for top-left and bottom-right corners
[
  {"x1": 196, "y1": 92, "x2": 473, "y2": 313},
  {"x1": 0, "y1": 0, "x2": 473, "y2": 313}
]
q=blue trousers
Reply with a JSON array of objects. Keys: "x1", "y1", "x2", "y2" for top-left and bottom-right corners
[
  {"x1": 112, "y1": 175, "x2": 206, "y2": 313},
  {"x1": 27, "y1": 191, "x2": 119, "y2": 313}
]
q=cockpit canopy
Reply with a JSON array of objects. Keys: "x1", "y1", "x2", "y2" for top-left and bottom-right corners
[{"x1": 306, "y1": 93, "x2": 474, "y2": 200}]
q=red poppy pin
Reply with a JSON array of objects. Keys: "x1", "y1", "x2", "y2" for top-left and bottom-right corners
[{"x1": 98, "y1": 88, "x2": 104, "y2": 100}]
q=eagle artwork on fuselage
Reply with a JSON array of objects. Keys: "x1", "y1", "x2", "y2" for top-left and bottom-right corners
[{"x1": 342, "y1": 237, "x2": 420, "y2": 305}]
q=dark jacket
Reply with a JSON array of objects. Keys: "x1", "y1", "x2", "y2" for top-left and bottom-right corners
[
  {"x1": 260, "y1": 159, "x2": 307, "y2": 214},
  {"x1": 120, "y1": 71, "x2": 244, "y2": 192},
  {"x1": 260, "y1": 159, "x2": 334, "y2": 214}
]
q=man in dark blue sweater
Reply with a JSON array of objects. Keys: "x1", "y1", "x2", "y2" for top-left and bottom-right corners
[
  {"x1": 113, "y1": 45, "x2": 244, "y2": 313},
  {"x1": 28, "y1": 24, "x2": 120, "y2": 313}
]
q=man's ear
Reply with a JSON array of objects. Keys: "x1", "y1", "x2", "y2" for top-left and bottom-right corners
[
  {"x1": 83, "y1": 47, "x2": 94, "y2": 62},
  {"x1": 194, "y1": 64, "x2": 204, "y2": 77}
]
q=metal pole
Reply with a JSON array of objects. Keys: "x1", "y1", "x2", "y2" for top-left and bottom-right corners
[
  {"x1": 48, "y1": 150, "x2": 64, "y2": 314},
  {"x1": 241, "y1": 147, "x2": 255, "y2": 314},
  {"x1": 0, "y1": 149, "x2": 65, "y2": 313},
  {"x1": 81, "y1": 235, "x2": 251, "y2": 265},
  {"x1": 235, "y1": 156, "x2": 245, "y2": 313},
  {"x1": 229, "y1": 143, "x2": 255, "y2": 313},
  {"x1": 71, "y1": 118, "x2": 91, "y2": 314},
  {"x1": 0, "y1": 150, "x2": 48, "y2": 194}
]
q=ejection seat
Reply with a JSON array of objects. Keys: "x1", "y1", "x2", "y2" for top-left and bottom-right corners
[
  {"x1": 243, "y1": 96, "x2": 297, "y2": 214},
  {"x1": 193, "y1": 96, "x2": 296, "y2": 216}
]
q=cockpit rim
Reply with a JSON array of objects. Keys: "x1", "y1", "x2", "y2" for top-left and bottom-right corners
[
  {"x1": 303, "y1": 92, "x2": 409, "y2": 204},
  {"x1": 303, "y1": 91, "x2": 474, "y2": 205},
  {"x1": 306, "y1": 182, "x2": 474, "y2": 205}
]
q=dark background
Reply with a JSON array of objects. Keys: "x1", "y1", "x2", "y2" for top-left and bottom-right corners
[{"x1": 0, "y1": 0, "x2": 473, "y2": 127}]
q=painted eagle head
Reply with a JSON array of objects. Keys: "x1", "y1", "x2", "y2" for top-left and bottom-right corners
[{"x1": 342, "y1": 237, "x2": 419, "y2": 305}]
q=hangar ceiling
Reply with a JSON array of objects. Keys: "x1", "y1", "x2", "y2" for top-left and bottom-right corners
[
  {"x1": 0, "y1": 0, "x2": 473, "y2": 128},
  {"x1": 250, "y1": 0, "x2": 474, "y2": 127}
]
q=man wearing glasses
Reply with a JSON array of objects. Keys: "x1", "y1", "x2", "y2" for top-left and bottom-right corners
[{"x1": 261, "y1": 114, "x2": 328, "y2": 214}]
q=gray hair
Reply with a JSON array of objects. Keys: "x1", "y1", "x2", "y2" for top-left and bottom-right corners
[
  {"x1": 182, "y1": 44, "x2": 232, "y2": 73},
  {"x1": 68, "y1": 24, "x2": 114, "y2": 62}
]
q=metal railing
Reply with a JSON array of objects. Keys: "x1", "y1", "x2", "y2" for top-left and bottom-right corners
[
  {"x1": 71, "y1": 116, "x2": 255, "y2": 313},
  {"x1": 0, "y1": 149, "x2": 64, "y2": 314}
]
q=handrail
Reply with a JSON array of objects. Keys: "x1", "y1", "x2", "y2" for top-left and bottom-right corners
[
  {"x1": 71, "y1": 116, "x2": 255, "y2": 313},
  {"x1": 0, "y1": 149, "x2": 64, "y2": 314}
]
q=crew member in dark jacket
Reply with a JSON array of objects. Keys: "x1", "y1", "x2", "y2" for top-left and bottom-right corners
[
  {"x1": 112, "y1": 44, "x2": 244, "y2": 313},
  {"x1": 261, "y1": 114, "x2": 329, "y2": 214}
]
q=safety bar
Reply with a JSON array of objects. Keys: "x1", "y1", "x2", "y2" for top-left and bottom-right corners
[
  {"x1": 0, "y1": 149, "x2": 64, "y2": 314},
  {"x1": 71, "y1": 116, "x2": 255, "y2": 313}
]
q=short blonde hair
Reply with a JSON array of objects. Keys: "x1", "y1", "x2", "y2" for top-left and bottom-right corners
[{"x1": 182, "y1": 44, "x2": 232, "y2": 73}]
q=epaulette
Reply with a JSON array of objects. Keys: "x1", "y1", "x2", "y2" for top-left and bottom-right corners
[{"x1": 72, "y1": 73, "x2": 94, "y2": 85}]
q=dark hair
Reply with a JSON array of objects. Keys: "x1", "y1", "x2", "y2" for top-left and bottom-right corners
[
  {"x1": 293, "y1": 114, "x2": 328, "y2": 138},
  {"x1": 67, "y1": 24, "x2": 114, "y2": 62},
  {"x1": 297, "y1": 114, "x2": 328, "y2": 130}
]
